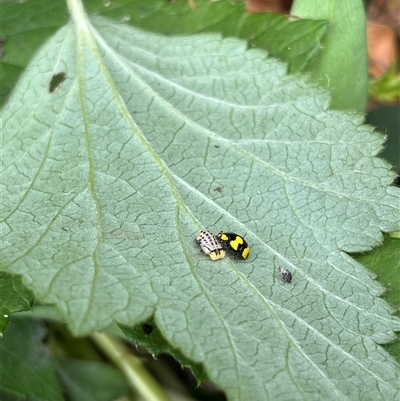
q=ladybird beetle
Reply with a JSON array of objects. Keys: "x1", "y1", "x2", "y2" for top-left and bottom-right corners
[
  {"x1": 217, "y1": 232, "x2": 250, "y2": 259},
  {"x1": 278, "y1": 267, "x2": 292, "y2": 283},
  {"x1": 196, "y1": 230, "x2": 225, "y2": 260}
]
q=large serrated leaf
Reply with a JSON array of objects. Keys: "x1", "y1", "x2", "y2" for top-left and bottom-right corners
[{"x1": 1, "y1": 3, "x2": 400, "y2": 400}]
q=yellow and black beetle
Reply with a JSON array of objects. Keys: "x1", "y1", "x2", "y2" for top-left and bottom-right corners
[{"x1": 217, "y1": 232, "x2": 250, "y2": 259}]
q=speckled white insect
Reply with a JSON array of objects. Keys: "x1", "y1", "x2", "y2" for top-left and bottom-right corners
[
  {"x1": 196, "y1": 230, "x2": 225, "y2": 260},
  {"x1": 278, "y1": 267, "x2": 292, "y2": 283}
]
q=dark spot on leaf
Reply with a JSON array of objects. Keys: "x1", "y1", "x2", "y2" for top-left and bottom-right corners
[
  {"x1": 214, "y1": 145, "x2": 219, "y2": 148},
  {"x1": 48, "y1": 72, "x2": 67, "y2": 93},
  {"x1": 214, "y1": 187, "x2": 223, "y2": 193},
  {"x1": 142, "y1": 323, "x2": 153, "y2": 335}
]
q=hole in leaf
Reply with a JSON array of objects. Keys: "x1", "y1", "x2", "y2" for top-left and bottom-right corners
[
  {"x1": 48, "y1": 72, "x2": 67, "y2": 93},
  {"x1": 142, "y1": 323, "x2": 153, "y2": 335}
]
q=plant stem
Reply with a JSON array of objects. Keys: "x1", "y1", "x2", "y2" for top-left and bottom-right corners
[{"x1": 92, "y1": 332, "x2": 171, "y2": 401}]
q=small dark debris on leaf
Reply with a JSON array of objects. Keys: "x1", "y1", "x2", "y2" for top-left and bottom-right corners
[
  {"x1": 214, "y1": 187, "x2": 223, "y2": 193},
  {"x1": 278, "y1": 267, "x2": 292, "y2": 283},
  {"x1": 48, "y1": 72, "x2": 67, "y2": 93}
]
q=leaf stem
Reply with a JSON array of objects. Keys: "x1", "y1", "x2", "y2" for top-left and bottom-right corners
[
  {"x1": 66, "y1": 0, "x2": 90, "y2": 32},
  {"x1": 91, "y1": 332, "x2": 171, "y2": 401}
]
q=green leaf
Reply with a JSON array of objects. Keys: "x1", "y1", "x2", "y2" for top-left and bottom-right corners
[
  {"x1": 366, "y1": 105, "x2": 400, "y2": 172},
  {"x1": 0, "y1": 63, "x2": 24, "y2": 107},
  {"x1": 0, "y1": 0, "x2": 69, "y2": 106},
  {"x1": 0, "y1": 271, "x2": 34, "y2": 334},
  {"x1": 2, "y1": 2, "x2": 400, "y2": 400},
  {"x1": 354, "y1": 237, "x2": 400, "y2": 309},
  {"x1": 369, "y1": 65, "x2": 400, "y2": 103},
  {"x1": 1, "y1": 0, "x2": 327, "y2": 106},
  {"x1": 236, "y1": 13, "x2": 328, "y2": 74},
  {"x1": 57, "y1": 359, "x2": 129, "y2": 401},
  {"x1": 291, "y1": 0, "x2": 369, "y2": 111},
  {"x1": 0, "y1": 318, "x2": 63, "y2": 401},
  {"x1": 353, "y1": 237, "x2": 400, "y2": 361},
  {"x1": 121, "y1": 319, "x2": 207, "y2": 383}
]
